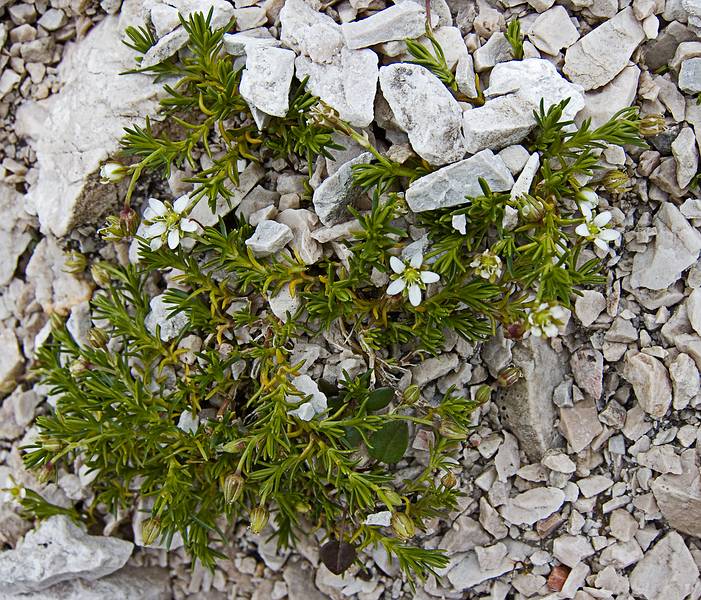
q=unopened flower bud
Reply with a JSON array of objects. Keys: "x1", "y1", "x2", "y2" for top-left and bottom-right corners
[
  {"x1": 141, "y1": 517, "x2": 161, "y2": 546},
  {"x1": 601, "y1": 169, "x2": 630, "y2": 195},
  {"x1": 391, "y1": 512, "x2": 416, "y2": 540},
  {"x1": 69, "y1": 357, "x2": 89, "y2": 376},
  {"x1": 119, "y1": 207, "x2": 140, "y2": 237},
  {"x1": 222, "y1": 473, "x2": 245, "y2": 504},
  {"x1": 639, "y1": 114, "x2": 666, "y2": 137},
  {"x1": 441, "y1": 472, "x2": 457, "y2": 489},
  {"x1": 249, "y1": 506, "x2": 269, "y2": 534},
  {"x1": 380, "y1": 488, "x2": 402, "y2": 506},
  {"x1": 438, "y1": 420, "x2": 467, "y2": 440},
  {"x1": 402, "y1": 384, "x2": 420, "y2": 405},
  {"x1": 100, "y1": 161, "x2": 128, "y2": 183},
  {"x1": 40, "y1": 437, "x2": 63, "y2": 453},
  {"x1": 504, "y1": 321, "x2": 526, "y2": 340},
  {"x1": 88, "y1": 328, "x2": 109, "y2": 349},
  {"x1": 497, "y1": 367, "x2": 522, "y2": 387},
  {"x1": 90, "y1": 262, "x2": 111, "y2": 287},
  {"x1": 520, "y1": 197, "x2": 545, "y2": 222},
  {"x1": 64, "y1": 251, "x2": 87, "y2": 274},
  {"x1": 295, "y1": 501, "x2": 312, "y2": 514},
  {"x1": 475, "y1": 384, "x2": 492, "y2": 405}
]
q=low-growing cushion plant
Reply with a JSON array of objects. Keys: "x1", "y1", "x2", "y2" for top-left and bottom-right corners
[{"x1": 18, "y1": 10, "x2": 650, "y2": 585}]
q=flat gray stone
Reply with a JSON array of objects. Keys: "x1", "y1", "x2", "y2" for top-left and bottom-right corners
[
  {"x1": 679, "y1": 57, "x2": 701, "y2": 93},
  {"x1": 245, "y1": 220, "x2": 293, "y2": 257},
  {"x1": 622, "y1": 351, "x2": 672, "y2": 418},
  {"x1": 312, "y1": 152, "x2": 372, "y2": 226},
  {"x1": 500, "y1": 487, "x2": 566, "y2": 525},
  {"x1": 341, "y1": 1, "x2": 432, "y2": 49},
  {"x1": 577, "y1": 64, "x2": 640, "y2": 128},
  {"x1": 527, "y1": 6, "x2": 579, "y2": 56},
  {"x1": 405, "y1": 150, "x2": 514, "y2": 212},
  {"x1": 240, "y1": 46, "x2": 295, "y2": 117},
  {"x1": 651, "y1": 450, "x2": 701, "y2": 538},
  {"x1": 379, "y1": 63, "x2": 466, "y2": 165}
]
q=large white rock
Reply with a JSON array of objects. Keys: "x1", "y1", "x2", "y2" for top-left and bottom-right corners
[
  {"x1": 312, "y1": 152, "x2": 372, "y2": 226},
  {"x1": 0, "y1": 516, "x2": 133, "y2": 594},
  {"x1": 404, "y1": 150, "x2": 514, "y2": 212},
  {"x1": 0, "y1": 184, "x2": 32, "y2": 287},
  {"x1": 671, "y1": 126, "x2": 699, "y2": 189},
  {"x1": 629, "y1": 533, "x2": 699, "y2": 600},
  {"x1": 240, "y1": 46, "x2": 296, "y2": 118},
  {"x1": 280, "y1": 0, "x2": 378, "y2": 127},
  {"x1": 379, "y1": 63, "x2": 466, "y2": 165},
  {"x1": 527, "y1": 6, "x2": 579, "y2": 56},
  {"x1": 577, "y1": 64, "x2": 640, "y2": 128},
  {"x1": 341, "y1": 1, "x2": 433, "y2": 49},
  {"x1": 679, "y1": 57, "x2": 701, "y2": 93},
  {"x1": 463, "y1": 59, "x2": 584, "y2": 154},
  {"x1": 563, "y1": 8, "x2": 645, "y2": 90},
  {"x1": 22, "y1": 1, "x2": 162, "y2": 237},
  {"x1": 245, "y1": 220, "x2": 294, "y2": 257},
  {"x1": 622, "y1": 351, "x2": 672, "y2": 419},
  {"x1": 651, "y1": 450, "x2": 701, "y2": 537},
  {"x1": 500, "y1": 487, "x2": 566, "y2": 525},
  {"x1": 630, "y1": 202, "x2": 701, "y2": 290}
]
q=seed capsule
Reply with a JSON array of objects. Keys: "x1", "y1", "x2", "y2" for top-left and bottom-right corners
[
  {"x1": 475, "y1": 384, "x2": 492, "y2": 405},
  {"x1": 90, "y1": 262, "x2": 111, "y2": 287},
  {"x1": 638, "y1": 114, "x2": 666, "y2": 136},
  {"x1": 249, "y1": 507, "x2": 269, "y2": 534},
  {"x1": 64, "y1": 251, "x2": 87, "y2": 274},
  {"x1": 601, "y1": 170, "x2": 630, "y2": 195},
  {"x1": 391, "y1": 512, "x2": 416, "y2": 540},
  {"x1": 88, "y1": 328, "x2": 109, "y2": 349},
  {"x1": 441, "y1": 472, "x2": 457, "y2": 489},
  {"x1": 141, "y1": 517, "x2": 161, "y2": 546},
  {"x1": 438, "y1": 420, "x2": 467, "y2": 440},
  {"x1": 402, "y1": 384, "x2": 421, "y2": 405},
  {"x1": 222, "y1": 473, "x2": 245, "y2": 504},
  {"x1": 497, "y1": 367, "x2": 522, "y2": 387}
]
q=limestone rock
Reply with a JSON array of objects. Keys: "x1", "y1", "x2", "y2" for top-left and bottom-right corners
[
  {"x1": 563, "y1": 8, "x2": 645, "y2": 90},
  {"x1": 145, "y1": 294, "x2": 189, "y2": 342},
  {"x1": 0, "y1": 328, "x2": 23, "y2": 394},
  {"x1": 473, "y1": 32, "x2": 513, "y2": 73},
  {"x1": 679, "y1": 57, "x2": 701, "y2": 93},
  {"x1": 500, "y1": 487, "x2": 566, "y2": 525},
  {"x1": 630, "y1": 203, "x2": 701, "y2": 290},
  {"x1": 574, "y1": 290, "x2": 606, "y2": 326},
  {"x1": 312, "y1": 152, "x2": 372, "y2": 226},
  {"x1": 570, "y1": 346, "x2": 603, "y2": 399},
  {"x1": 24, "y1": 2, "x2": 162, "y2": 237},
  {"x1": 245, "y1": 220, "x2": 294, "y2": 257},
  {"x1": 629, "y1": 532, "x2": 699, "y2": 600},
  {"x1": 559, "y1": 398, "x2": 603, "y2": 452},
  {"x1": 240, "y1": 46, "x2": 295, "y2": 118},
  {"x1": 341, "y1": 1, "x2": 432, "y2": 49},
  {"x1": 669, "y1": 352, "x2": 700, "y2": 409},
  {"x1": 447, "y1": 549, "x2": 514, "y2": 590},
  {"x1": 280, "y1": 0, "x2": 378, "y2": 127},
  {"x1": 379, "y1": 63, "x2": 466, "y2": 165},
  {"x1": 494, "y1": 337, "x2": 566, "y2": 460},
  {"x1": 621, "y1": 351, "x2": 672, "y2": 418},
  {"x1": 577, "y1": 64, "x2": 640, "y2": 128},
  {"x1": 0, "y1": 516, "x2": 133, "y2": 594},
  {"x1": 527, "y1": 6, "x2": 579, "y2": 56},
  {"x1": 0, "y1": 185, "x2": 33, "y2": 287},
  {"x1": 463, "y1": 59, "x2": 584, "y2": 154},
  {"x1": 671, "y1": 126, "x2": 699, "y2": 189},
  {"x1": 651, "y1": 450, "x2": 701, "y2": 537},
  {"x1": 404, "y1": 150, "x2": 514, "y2": 212},
  {"x1": 276, "y1": 208, "x2": 323, "y2": 264}
]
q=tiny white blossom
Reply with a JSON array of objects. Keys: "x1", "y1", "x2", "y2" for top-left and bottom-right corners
[
  {"x1": 365, "y1": 510, "x2": 392, "y2": 527},
  {"x1": 100, "y1": 162, "x2": 127, "y2": 183},
  {"x1": 527, "y1": 303, "x2": 568, "y2": 338},
  {"x1": 451, "y1": 214, "x2": 467, "y2": 235},
  {"x1": 143, "y1": 196, "x2": 198, "y2": 251},
  {"x1": 0, "y1": 474, "x2": 26, "y2": 507},
  {"x1": 470, "y1": 250, "x2": 503, "y2": 283},
  {"x1": 287, "y1": 375, "x2": 328, "y2": 421},
  {"x1": 386, "y1": 252, "x2": 440, "y2": 307},
  {"x1": 574, "y1": 210, "x2": 620, "y2": 254},
  {"x1": 576, "y1": 188, "x2": 599, "y2": 219}
]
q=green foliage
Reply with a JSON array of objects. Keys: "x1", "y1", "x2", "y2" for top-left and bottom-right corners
[
  {"x1": 405, "y1": 28, "x2": 458, "y2": 91},
  {"x1": 505, "y1": 19, "x2": 524, "y2": 60},
  {"x1": 23, "y1": 11, "x2": 648, "y2": 589}
]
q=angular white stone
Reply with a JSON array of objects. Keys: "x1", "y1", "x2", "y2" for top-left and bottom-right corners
[
  {"x1": 447, "y1": 550, "x2": 514, "y2": 591},
  {"x1": 312, "y1": 152, "x2": 373, "y2": 226},
  {"x1": 281, "y1": 0, "x2": 378, "y2": 127},
  {"x1": 679, "y1": 57, "x2": 701, "y2": 93},
  {"x1": 509, "y1": 152, "x2": 540, "y2": 200},
  {"x1": 0, "y1": 328, "x2": 23, "y2": 394},
  {"x1": 473, "y1": 32, "x2": 513, "y2": 73},
  {"x1": 0, "y1": 184, "x2": 32, "y2": 287},
  {"x1": 0, "y1": 516, "x2": 133, "y2": 594},
  {"x1": 463, "y1": 59, "x2": 584, "y2": 154},
  {"x1": 577, "y1": 64, "x2": 640, "y2": 128},
  {"x1": 563, "y1": 8, "x2": 645, "y2": 90},
  {"x1": 527, "y1": 6, "x2": 579, "y2": 56},
  {"x1": 671, "y1": 126, "x2": 699, "y2": 189},
  {"x1": 494, "y1": 431, "x2": 520, "y2": 481},
  {"x1": 404, "y1": 149, "x2": 514, "y2": 212},
  {"x1": 379, "y1": 63, "x2": 466, "y2": 165},
  {"x1": 245, "y1": 220, "x2": 294, "y2": 257},
  {"x1": 240, "y1": 46, "x2": 295, "y2": 118},
  {"x1": 222, "y1": 32, "x2": 280, "y2": 56},
  {"x1": 669, "y1": 352, "x2": 700, "y2": 410},
  {"x1": 630, "y1": 202, "x2": 701, "y2": 290},
  {"x1": 622, "y1": 351, "x2": 673, "y2": 419},
  {"x1": 341, "y1": 1, "x2": 432, "y2": 49},
  {"x1": 651, "y1": 450, "x2": 701, "y2": 537},
  {"x1": 145, "y1": 294, "x2": 190, "y2": 342},
  {"x1": 629, "y1": 533, "x2": 699, "y2": 600},
  {"x1": 500, "y1": 487, "x2": 566, "y2": 525}
]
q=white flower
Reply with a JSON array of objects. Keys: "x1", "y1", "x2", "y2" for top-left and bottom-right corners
[
  {"x1": 451, "y1": 214, "x2": 467, "y2": 235},
  {"x1": 576, "y1": 188, "x2": 599, "y2": 219},
  {"x1": 365, "y1": 510, "x2": 392, "y2": 527},
  {"x1": 527, "y1": 303, "x2": 568, "y2": 338},
  {"x1": 0, "y1": 474, "x2": 26, "y2": 507},
  {"x1": 574, "y1": 210, "x2": 620, "y2": 254},
  {"x1": 100, "y1": 162, "x2": 127, "y2": 183},
  {"x1": 287, "y1": 375, "x2": 328, "y2": 421},
  {"x1": 386, "y1": 252, "x2": 440, "y2": 307},
  {"x1": 470, "y1": 250, "x2": 503, "y2": 283},
  {"x1": 143, "y1": 196, "x2": 198, "y2": 251}
]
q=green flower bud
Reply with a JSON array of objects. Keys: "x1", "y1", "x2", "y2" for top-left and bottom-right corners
[
  {"x1": 441, "y1": 472, "x2": 457, "y2": 489},
  {"x1": 402, "y1": 384, "x2": 421, "y2": 405},
  {"x1": 222, "y1": 473, "x2": 245, "y2": 504},
  {"x1": 295, "y1": 501, "x2": 312, "y2": 514},
  {"x1": 497, "y1": 367, "x2": 522, "y2": 387},
  {"x1": 69, "y1": 357, "x2": 89, "y2": 376},
  {"x1": 90, "y1": 262, "x2": 111, "y2": 287},
  {"x1": 100, "y1": 161, "x2": 128, "y2": 183},
  {"x1": 438, "y1": 420, "x2": 467, "y2": 440},
  {"x1": 639, "y1": 114, "x2": 666, "y2": 137},
  {"x1": 475, "y1": 384, "x2": 492, "y2": 405},
  {"x1": 380, "y1": 488, "x2": 402, "y2": 506},
  {"x1": 63, "y1": 251, "x2": 87, "y2": 274},
  {"x1": 40, "y1": 437, "x2": 63, "y2": 453},
  {"x1": 391, "y1": 512, "x2": 416, "y2": 540},
  {"x1": 249, "y1": 506, "x2": 269, "y2": 534},
  {"x1": 141, "y1": 517, "x2": 161, "y2": 546},
  {"x1": 88, "y1": 328, "x2": 109, "y2": 349},
  {"x1": 601, "y1": 169, "x2": 630, "y2": 195}
]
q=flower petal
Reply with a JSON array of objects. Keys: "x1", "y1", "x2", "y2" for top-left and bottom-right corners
[
  {"x1": 288, "y1": 401, "x2": 315, "y2": 421},
  {"x1": 451, "y1": 214, "x2": 467, "y2": 235},
  {"x1": 409, "y1": 252, "x2": 423, "y2": 269},
  {"x1": 574, "y1": 223, "x2": 590, "y2": 237},
  {"x1": 408, "y1": 284, "x2": 422, "y2": 307},
  {"x1": 581, "y1": 205, "x2": 593, "y2": 221},
  {"x1": 148, "y1": 198, "x2": 167, "y2": 216},
  {"x1": 543, "y1": 323, "x2": 559, "y2": 337},
  {"x1": 421, "y1": 270, "x2": 440, "y2": 284},
  {"x1": 594, "y1": 238, "x2": 610, "y2": 252},
  {"x1": 389, "y1": 256, "x2": 406, "y2": 274},
  {"x1": 173, "y1": 195, "x2": 190, "y2": 214},
  {"x1": 150, "y1": 237, "x2": 163, "y2": 251},
  {"x1": 146, "y1": 222, "x2": 167, "y2": 237},
  {"x1": 386, "y1": 278, "x2": 406, "y2": 295},
  {"x1": 180, "y1": 218, "x2": 198, "y2": 232},
  {"x1": 598, "y1": 228, "x2": 620, "y2": 241},
  {"x1": 167, "y1": 229, "x2": 180, "y2": 249},
  {"x1": 594, "y1": 211, "x2": 612, "y2": 227}
]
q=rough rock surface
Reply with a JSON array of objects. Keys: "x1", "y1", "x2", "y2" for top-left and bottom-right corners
[
  {"x1": 621, "y1": 351, "x2": 673, "y2": 418},
  {"x1": 312, "y1": 152, "x2": 373, "y2": 225},
  {"x1": 240, "y1": 46, "x2": 296, "y2": 118},
  {"x1": 651, "y1": 451, "x2": 701, "y2": 537},
  {"x1": 379, "y1": 63, "x2": 466, "y2": 165},
  {"x1": 0, "y1": 516, "x2": 133, "y2": 594}
]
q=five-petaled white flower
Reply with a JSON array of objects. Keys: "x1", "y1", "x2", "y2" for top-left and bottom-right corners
[
  {"x1": 143, "y1": 196, "x2": 198, "y2": 251},
  {"x1": 470, "y1": 250, "x2": 503, "y2": 283},
  {"x1": 386, "y1": 252, "x2": 440, "y2": 307},
  {"x1": 0, "y1": 474, "x2": 26, "y2": 507},
  {"x1": 576, "y1": 188, "x2": 599, "y2": 219},
  {"x1": 574, "y1": 210, "x2": 620, "y2": 254},
  {"x1": 527, "y1": 303, "x2": 568, "y2": 338}
]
